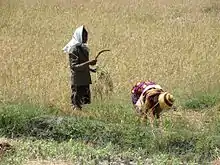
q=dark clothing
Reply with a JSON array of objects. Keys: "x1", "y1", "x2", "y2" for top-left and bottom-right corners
[
  {"x1": 71, "y1": 85, "x2": 91, "y2": 108},
  {"x1": 69, "y1": 45, "x2": 92, "y2": 108},
  {"x1": 69, "y1": 45, "x2": 92, "y2": 86}
]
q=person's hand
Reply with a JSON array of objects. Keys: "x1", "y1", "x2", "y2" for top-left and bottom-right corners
[
  {"x1": 90, "y1": 68, "x2": 97, "y2": 73},
  {"x1": 89, "y1": 59, "x2": 97, "y2": 65}
]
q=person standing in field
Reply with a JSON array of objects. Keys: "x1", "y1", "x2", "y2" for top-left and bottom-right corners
[{"x1": 63, "y1": 25, "x2": 97, "y2": 110}]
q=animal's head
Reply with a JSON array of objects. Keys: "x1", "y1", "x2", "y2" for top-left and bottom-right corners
[{"x1": 158, "y1": 92, "x2": 175, "y2": 110}]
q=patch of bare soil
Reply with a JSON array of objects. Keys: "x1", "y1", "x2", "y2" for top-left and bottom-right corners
[{"x1": 0, "y1": 138, "x2": 13, "y2": 160}]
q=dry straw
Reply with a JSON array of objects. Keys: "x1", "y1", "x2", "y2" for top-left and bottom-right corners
[{"x1": 1, "y1": 0, "x2": 220, "y2": 110}]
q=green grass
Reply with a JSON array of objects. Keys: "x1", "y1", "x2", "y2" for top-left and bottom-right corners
[
  {"x1": 0, "y1": 138, "x2": 186, "y2": 165},
  {"x1": 0, "y1": 102, "x2": 220, "y2": 164},
  {"x1": 183, "y1": 91, "x2": 220, "y2": 109}
]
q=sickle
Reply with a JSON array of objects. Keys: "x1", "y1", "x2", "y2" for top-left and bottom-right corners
[{"x1": 95, "y1": 49, "x2": 111, "y2": 60}]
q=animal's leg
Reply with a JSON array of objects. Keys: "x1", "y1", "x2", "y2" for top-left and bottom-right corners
[
  {"x1": 141, "y1": 114, "x2": 147, "y2": 123},
  {"x1": 140, "y1": 109, "x2": 148, "y2": 125},
  {"x1": 154, "y1": 113, "x2": 161, "y2": 127},
  {"x1": 155, "y1": 112, "x2": 165, "y2": 133},
  {"x1": 149, "y1": 111, "x2": 155, "y2": 128},
  {"x1": 158, "y1": 116, "x2": 163, "y2": 129},
  {"x1": 158, "y1": 116, "x2": 165, "y2": 133}
]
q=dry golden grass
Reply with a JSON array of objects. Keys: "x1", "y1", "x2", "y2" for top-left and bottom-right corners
[{"x1": 1, "y1": 0, "x2": 220, "y2": 109}]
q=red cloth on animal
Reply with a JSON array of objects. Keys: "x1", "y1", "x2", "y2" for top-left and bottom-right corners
[{"x1": 131, "y1": 81, "x2": 156, "y2": 95}]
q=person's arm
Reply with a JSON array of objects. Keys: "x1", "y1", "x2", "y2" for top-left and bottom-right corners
[
  {"x1": 89, "y1": 67, "x2": 97, "y2": 73},
  {"x1": 69, "y1": 51, "x2": 97, "y2": 71}
]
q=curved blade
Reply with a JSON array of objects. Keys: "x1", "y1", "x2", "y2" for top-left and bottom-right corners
[{"x1": 95, "y1": 49, "x2": 110, "y2": 60}]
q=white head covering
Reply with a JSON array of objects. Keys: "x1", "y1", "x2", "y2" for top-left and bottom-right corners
[{"x1": 62, "y1": 25, "x2": 88, "y2": 54}]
